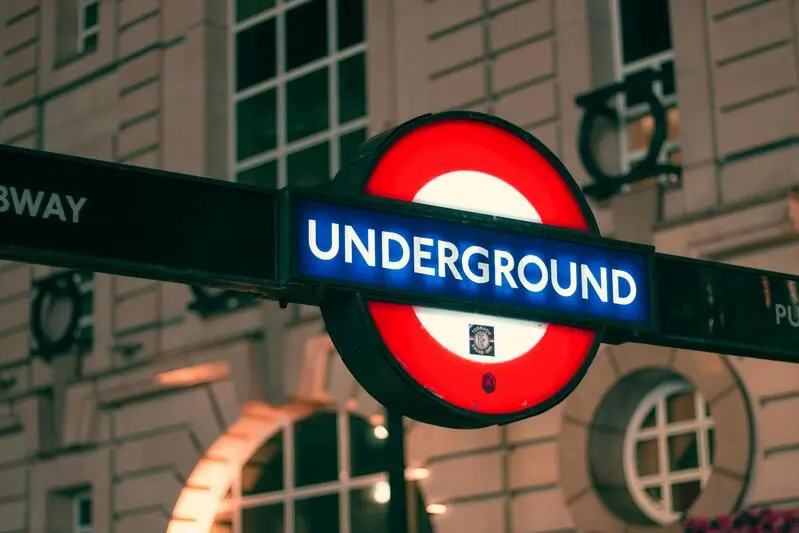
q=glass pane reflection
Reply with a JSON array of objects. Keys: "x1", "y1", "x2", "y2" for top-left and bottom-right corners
[
  {"x1": 285, "y1": 0, "x2": 328, "y2": 71},
  {"x1": 242, "y1": 503, "x2": 284, "y2": 533},
  {"x1": 349, "y1": 416, "x2": 386, "y2": 478},
  {"x1": 236, "y1": 20, "x2": 276, "y2": 91},
  {"x1": 287, "y1": 142, "x2": 330, "y2": 188},
  {"x1": 286, "y1": 68, "x2": 330, "y2": 143},
  {"x1": 236, "y1": 88, "x2": 277, "y2": 161},
  {"x1": 294, "y1": 412, "x2": 338, "y2": 487},
  {"x1": 295, "y1": 493, "x2": 339, "y2": 533},
  {"x1": 338, "y1": 53, "x2": 367, "y2": 124},
  {"x1": 241, "y1": 431, "x2": 285, "y2": 495},
  {"x1": 337, "y1": 0, "x2": 365, "y2": 50},
  {"x1": 339, "y1": 128, "x2": 367, "y2": 167},
  {"x1": 350, "y1": 486, "x2": 388, "y2": 533}
]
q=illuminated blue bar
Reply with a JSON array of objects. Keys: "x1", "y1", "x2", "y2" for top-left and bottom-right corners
[{"x1": 292, "y1": 198, "x2": 653, "y2": 328}]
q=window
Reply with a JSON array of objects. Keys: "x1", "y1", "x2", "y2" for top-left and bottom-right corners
[
  {"x1": 232, "y1": 0, "x2": 368, "y2": 190},
  {"x1": 213, "y1": 411, "x2": 434, "y2": 533},
  {"x1": 78, "y1": 0, "x2": 99, "y2": 54},
  {"x1": 73, "y1": 490, "x2": 92, "y2": 533},
  {"x1": 623, "y1": 379, "x2": 715, "y2": 525},
  {"x1": 612, "y1": 0, "x2": 679, "y2": 193}
]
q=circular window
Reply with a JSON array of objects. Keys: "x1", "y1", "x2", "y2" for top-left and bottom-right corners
[
  {"x1": 623, "y1": 379, "x2": 716, "y2": 525},
  {"x1": 586, "y1": 368, "x2": 718, "y2": 526},
  {"x1": 559, "y1": 345, "x2": 752, "y2": 533}
]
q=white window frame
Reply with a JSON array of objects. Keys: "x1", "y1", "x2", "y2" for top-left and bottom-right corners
[
  {"x1": 77, "y1": 0, "x2": 99, "y2": 54},
  {"x1": 73, "y1": 490, "x2": 92, "y2": 533},
  {"x1": 216, "y1": 411, "x2": 390, "y2": 533},
  {"x1": 609, "y1": 0, "x2": 679, "y2": 190},
  {"x1": 622, "y1": 380, "x2": 715, "y2": 525},
  {"x1": 229, "y1": 0, "x2": 369, "y2": 189}
]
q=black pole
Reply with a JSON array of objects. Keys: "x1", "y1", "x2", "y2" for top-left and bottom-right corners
[{"x1": 386, "y1": 410, "x2": 409, "y2": 533}]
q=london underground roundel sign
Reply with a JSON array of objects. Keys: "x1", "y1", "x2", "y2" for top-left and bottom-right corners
[{"x1": 323, "y1": 111, "x2": 604, "y2": 428}]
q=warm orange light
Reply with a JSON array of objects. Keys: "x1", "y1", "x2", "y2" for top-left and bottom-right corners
[
  {"x1": 405, "y1": 467, "x2": 429, "y2": 481},
  {"x1": 373, "y1": 424, "x2": 389, "y2": 440},
  {"x1": 426, "y1": 503, "x2": 447, "y2": 515},
  {"x1": 155, "y1": 361, "x2": 230, "y2": 387}
]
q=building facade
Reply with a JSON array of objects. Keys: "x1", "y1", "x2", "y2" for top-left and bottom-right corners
[{"x1": 0, "y1": 0, "x2": 798, "y2": 532}]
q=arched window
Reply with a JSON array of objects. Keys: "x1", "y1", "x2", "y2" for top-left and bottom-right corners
[
  {"x1": 213, "y1": 411, "x2": 435, "y2": 533},
  {"x1": 623, "y1": 379, "x2": 716, "y2": 525}
]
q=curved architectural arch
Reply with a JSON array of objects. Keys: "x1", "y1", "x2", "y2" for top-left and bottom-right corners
[
  {"x1": 558, "y1": 343, "x2": 754, "y2": 532},
  {"x1": 165, "y1": 331, "x2": 435, "y2": 533},
  {"x1": 167, "y1": 402, "x2": 315, "y2": 533}
]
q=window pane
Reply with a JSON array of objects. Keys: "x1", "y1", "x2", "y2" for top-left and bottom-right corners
[
  {"x1": 636, "y1": 438, "x2": 659, "y2": 477},
  {"x1": 286, "y1": 68, "x2": 329, "y2": 143},
  {"x1": 339, "y1": 53, "x2": 367, "y2": 123},
  {"x1": 661, "y1": 60, "x2": 676, "y2": 96},
  {"x1": 212, "y1": 510, "x2": 233, "y2": 533},
  {"x1": 293, "y1": 412, "x2": 338, "y2": 486},
  {"x1": 339, "y1": 128, "x2": 367, "y2": 167},
  {"x1": 619, "y1": 0, "x2": 672, "y2": 64},
  {"x1": 351, "y1": 485, "x2": 389, "y2": 533},
  {"x1": 285, "y1": 0, "x2": 328, "y2": 72},
  {"x1": 78, "y1": 496, "x2": 92, "y2": 526},
  {"x1": 337, "y1": 0, "x2": 365, "y2": 50},
  {"x1": 623, "y1": 72, "x2": 648, "y2": 108},
  {"x1": 288, "y1": 141, "x2": 330, "y2": 188},
  {"x1": 237, "y1": 160, "x2": 278, "y2": 189},
  {"x1": 707, "y1": 427, "x2": 715, "y2": 464},
  {"x1": 295, "y1": 494, "x2": 339, "y2": 533},
  {"x1": 236, "y1": 0, "x2": 276, "y2": 23},
  {"x1": 666, "y1": 392, "x2": 695, "y2": 422},
  {"x1": 83, "y1": 33, "x2": 98, "y2": 53},
  {"x1": 667, "y1": 433, "x2": 699, "y2": 471},
  {"x1": 242, "y1": 503, "x2": 283, "y2": 533},
  {"x1": 644, "y1": 486, "x2": 661, "y2": 504},
  {"x1": 236, "y1": 19, "x2": 276, "y2": 91},
  {"x1": 241, "y1": 431, "x2": 285, "y2": 495},
  {"x1": 350, "y1": 415, "x2": 387, "y2": 478},
  {"x1": 671, "y1": 481, "x2": 702, "y2": 513},
  {"x1": 83, "y1": 2, "x2": 98, "y2": 30},
  {"x1": 640, "y1": 406, "x2": 656, "y2": 429},
  {"x1": 236, "y1": 88, "x2": 277, "y2": 161}
]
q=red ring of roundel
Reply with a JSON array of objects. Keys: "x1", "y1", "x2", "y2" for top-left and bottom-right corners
[{"x1": 363, "y1": 119, "x2": 598, "y2": 416}]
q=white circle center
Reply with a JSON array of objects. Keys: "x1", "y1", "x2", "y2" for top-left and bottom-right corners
[{"x1": 411, "y1": 170, "x2": 549, "y2": 364}]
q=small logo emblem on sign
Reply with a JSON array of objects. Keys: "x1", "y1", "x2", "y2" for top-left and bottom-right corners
[
  {"x1": 469, "y1": 324, "x2": 495, "y2": 356},
  {"x1": 482, "y1": 372, "x2": 497, "y2": 394}
]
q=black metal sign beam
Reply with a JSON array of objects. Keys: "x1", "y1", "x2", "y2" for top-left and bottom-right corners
[
  {"x1": 3, "y1": 145, "x2": 799, "y2": 363},
  {"x1": 0, "y1": 145, "x2": 281, "y2": 294},
  {"x1": 630, "y1": 254, "x2": 799, "y2": 363}
]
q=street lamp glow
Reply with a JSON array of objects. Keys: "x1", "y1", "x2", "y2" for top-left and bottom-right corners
[
  {"x1": 405, "y1": 467, "x2": 430, "y2": 481},
  {"x1": 373, "y1": 481, "x2": 391, "y2": 504},
  {"x1": 426, "y1": 503, "x2": 447, "y2": 515},
  {"x1": 373, "y1": 424, "x2": 389, "y2": 440}
]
